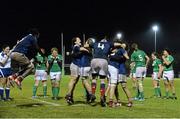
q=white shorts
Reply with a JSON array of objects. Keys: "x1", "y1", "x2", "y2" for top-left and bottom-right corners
[
  {"x1": 35, "y1": 70, "x2": 47, "y2": 81},
  {"x1": 91, "y1": 58, "x2": 108, "y2": 76},
  {"x1": 50, "y1": 72, "x2": 61, "y2": 81},
  {"x1": 163, "y1": 70, "x2": 174, "y2": 81},
  {"x1": 152, "y1": 72, "x2": 159, "y2": 81},
  {"x1": 70, "y1": 63, "x2": 80, "y2": 77},
  {"x1": 80, "y1": 67, "x2": 91, "y2": 77},
  {"x1": 108, "y1": 65, "x2": 119, "y2": 84},
  {"x1": 136, "y1": 67, "x2": 147, "y2": 78},
  {"x1": 118, "y1": 74, "x2": 127, "y2": 83}
]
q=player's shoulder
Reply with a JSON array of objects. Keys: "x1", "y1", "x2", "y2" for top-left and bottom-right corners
[
  {"x1": 169, "y1": 55, "x2": 174, "y2": 58},
  {"x1": 168, "y1": 55, "x2": 174, "y2": 60},
  {"x1": 118, "y1": 48, "x2": 125, "y2": 53},
  {"x1": 73, "y1": 44, "x2": 80, "y2": 47},
  {"x1": 156, "y1": 58, "x2": 162, "y2": 63},
  {"x1": 58, "y1": 54, "x2": 62, "y2": 58},
  {"x1": 24, "y1": 34, "x2": 34, "y2": 40},
  {"x1": 48, "y1": 55, "x2": 52, "y2": 58},
  {"x1": 73, "y1": 44, "x2": 81, "y2": 50},
  {"x1": 138, "y1": 49, "x2": 146, "y2": 55}
]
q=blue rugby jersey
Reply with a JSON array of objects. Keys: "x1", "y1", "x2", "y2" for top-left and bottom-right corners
[
  {"x1": 13, "y1": 34, "x2": 38, "y2": 55},
  {"x1": 71, "y1": 45, "x2": 82, "y2": 67},
  {"x1": 118, "y1": 48, "x2": 127, "y2": 75},
  {"x1": 80, "y1": 50, "x2": 92, "y2": 67},
  {"x1": 109, "y1": 48, "x2": 125, "y2": 69},
  {"x1": 91, "y1": 41, "x2": 114, "y2": 59}
]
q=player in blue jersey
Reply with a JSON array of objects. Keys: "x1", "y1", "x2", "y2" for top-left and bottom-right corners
[
  {"x1": 108, "y1": 42, "x2": 132, "y2": 107},
  {"x1": 118, "y1": 43, "x2": 132, "y2": 107},
  {"x1": 108, "y1": 44, "x2": 122, "y2": 107},
  {"x1": 80, "y1": 39, "x2": 96, "y2": 103},
  {"x1": 65, "y1": 37, "x2": 91, "y2": 104},
  {"x1": 0, "y1": 45, "x2": 13, "y2": 101},
  {"x1": 84, "y1": 36, "x2": 122, "y2": 107},
  {"x1": 8, "y1": 28, "x2": 44, "y2": 90}
]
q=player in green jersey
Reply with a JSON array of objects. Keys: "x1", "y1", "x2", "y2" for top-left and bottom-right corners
[
  {"x1": 161, "y1": 49, "x2": 177, "y2": 99},
  {"x1": 131, "y1": 43, "x2": 150, "y2": 101},
  {"x1": 47, "y1": 47, "x2": 62, "y2": 100},
  {"x1": 32, "y1": 48, "x2": 48, "y2": 98},
  {"x1": 151, "y1": 52, "x2": 162, "y2": 98}
]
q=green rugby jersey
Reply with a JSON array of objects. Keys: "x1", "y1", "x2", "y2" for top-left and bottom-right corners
[
  {"x1": 163, "y1": 55, "x2": 174, "y2": 71},
  {"x1": 35, "y1": 53, "x2": 47, "y2": 70},
  {"x1": 48, "y1": 54, "x2": 62, "y2": 72},
  {"x1": 152, "y1": 58, "x2": 162, "y2": 72},
  {"x1": 131, "y1": 50, "x2": 147, "y2": 67}
]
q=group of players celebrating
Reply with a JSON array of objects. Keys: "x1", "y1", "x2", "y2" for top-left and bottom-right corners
[
  {"x1": 0, "y1": 28, "x2": 177, "y2": 108},
  {"x1": 65, "y1": 35, "x2": 177, "y2": 107}
]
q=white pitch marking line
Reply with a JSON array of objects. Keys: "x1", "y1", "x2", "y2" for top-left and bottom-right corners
[
  {"x1": 71, "y1": 104, "x2": 88, "y2": 107},
  {"x1": 29, "y1": 98, "x2": 61, "y2": 106}
]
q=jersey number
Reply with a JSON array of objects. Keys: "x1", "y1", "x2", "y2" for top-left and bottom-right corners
[
  {"x1": 98, "y1": 43, "x2": 104, "y2": 50},
  {"x1": 138, "y1": 55, "x2": 143, "y2": 61}
]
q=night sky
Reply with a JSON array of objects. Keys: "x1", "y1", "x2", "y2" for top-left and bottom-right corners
[{"x1": 0, "y1": 0, "x2": 180, "y2": 55}]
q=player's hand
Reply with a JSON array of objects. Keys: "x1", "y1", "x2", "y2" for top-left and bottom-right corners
[
  {"x1": 80, "y1": 47, "x2": 89, "y2": 53},
  {"x1": 162, "y1": 55, "x2": 165, "y2": 60},
  {"x1": 111, "y1": 49, "x2": 117, "y2": 53},
  {"x1": 52, "y1": 56, "x2": 57, "y2": 60}
]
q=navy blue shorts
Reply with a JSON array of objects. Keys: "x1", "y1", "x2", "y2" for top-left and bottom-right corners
[{"x1": 0, "y1": 68, "x2": 13, "y2": 77}]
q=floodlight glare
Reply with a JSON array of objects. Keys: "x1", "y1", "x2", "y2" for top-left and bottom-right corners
[
  {"x1": 152, "y1": 25, "x2": 158, "y2": 31},
  {"x1": 117, "y1": 33, "x2": 122, "y2": 39}
]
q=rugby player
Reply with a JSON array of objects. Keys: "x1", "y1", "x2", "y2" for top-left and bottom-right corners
[
  {"x1": 131, "y1": 43, "x2": 150, "y2": 101},
  {"x1": 65, "y1": 37, "x2": 90, "y2": 104},
  {"x1": 8, "y1": 28, "x2": 44, "y2": 90},
  {"x1": 161, "y1": 49, "x2": 177, "y2": 99},
  {"x1": 0, "y1": 45, "x2": 12, "y2": 101},
  {"x1": 48, "y1": 47, "x2": 62, "y2": 100},
  {"x1": 32, "y1": 48, "x2": 48, "y2": 98},
  {"x1": 151, "y1": 52, "x2": 162, "y2": 97},
  {"x1": 84, "y1": 36, "x2": 122, "y2": 107}
]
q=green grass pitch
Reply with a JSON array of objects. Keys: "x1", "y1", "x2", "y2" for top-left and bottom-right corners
[{"x1": 0, "y1": 75, "x2": 180, "y2": 118}]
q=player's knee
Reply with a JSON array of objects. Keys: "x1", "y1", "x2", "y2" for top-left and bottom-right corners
[
  {"x1": 110, "y1": 83, "x2": 116, "y2": 87},
  {"x1": 121, "y1": 83, "x2": 127, "y2": 88},
  {"x1": 35, "y1": 81, "x2": 39, "y2": 86},
  {"x1": 81, "y1": 76, "x2": 88, "y2": 81},
  {"x1": 51, "y1": 79, "x2": 56, "y2": 83},
  {"x1": 54, "y1": 81, "x2": 59, "y2": 87},
  {"x1": 43, "y1": 83, "x2": 47, "y2": 87},
  {"x1": 92, "y1": 79, "x2": 96, "y2": 83},
  {"x1": 139, "y1": 82, "x2": 143, "y2": 87}
]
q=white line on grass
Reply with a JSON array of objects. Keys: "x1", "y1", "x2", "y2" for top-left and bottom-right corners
[
  {"x1": 29, "y1": 98, "x2": 61, "y2": 106},
  {"x1": 71, "y1": 104, "x2": 88, "y2": 107}
]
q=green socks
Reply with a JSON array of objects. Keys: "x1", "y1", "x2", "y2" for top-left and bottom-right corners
[
  {"x1": 136, "y1": 89, "x2": 140, "y2": 98},
  {"x1": 52, "y1": 87, "x2": 60, "y2": 98},
  {"x1": 165, "y1": 91, "x2": 169, "y2": 98},
  {"x1": 139, "y1": 92, "x2": 144, "y2": 99},
  {"x1": 33, "y1": 86, "x2": 38, "y2": 96},
  {"x1": 43, "y1": 86, "x2": 47, "y2": 96}
]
